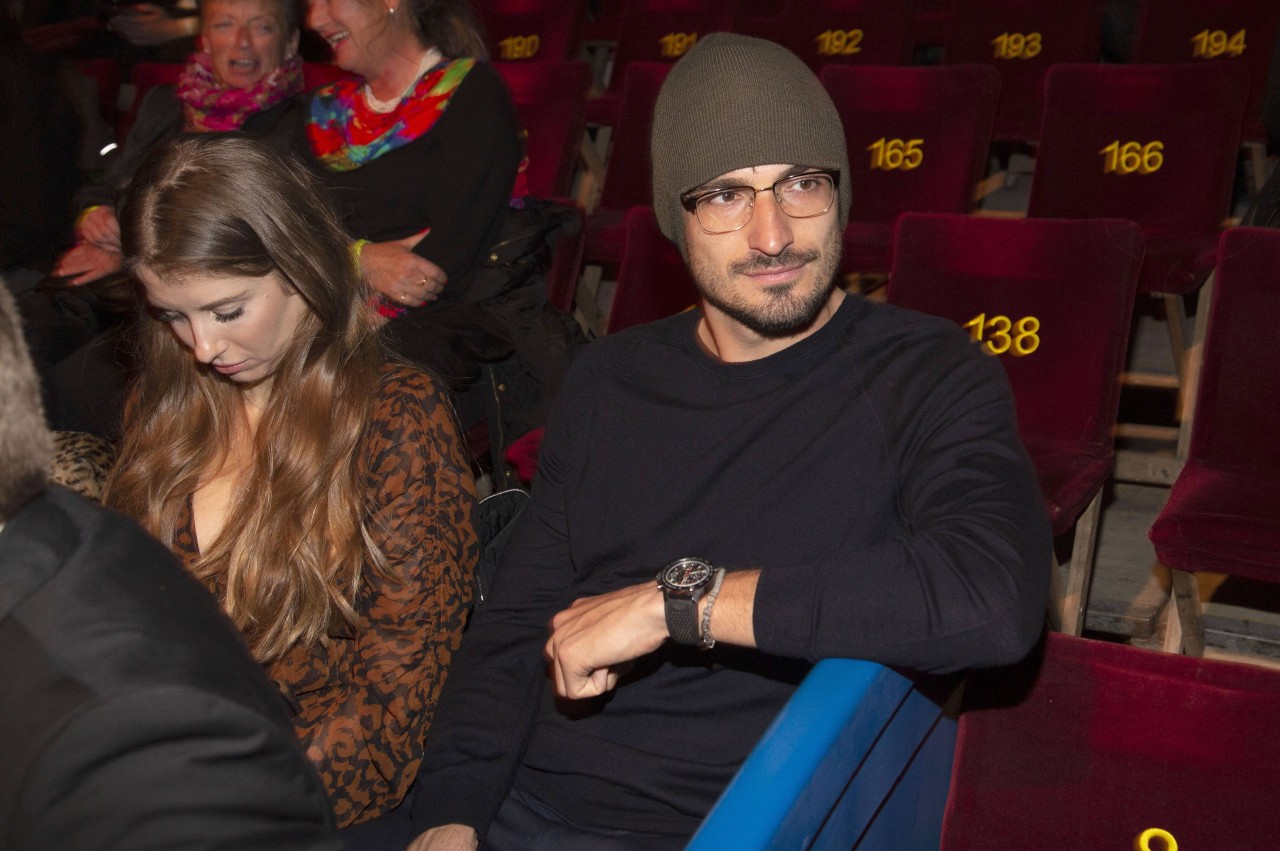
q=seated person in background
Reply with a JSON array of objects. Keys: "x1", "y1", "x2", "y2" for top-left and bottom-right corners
[
  {"x1": 270, "y1": 0, "x2": 568, "y2": 437},
  {"x1": 104, "y1": 133, "x2": 479, "y2": 830},
  {"x1": 409, "y1": 34, "x2": 1050, "y2": 851},
  {"x1": 37, "y1": 0, "x2": 303, "y2": 441},
  {"x1": 108, "y1": 0, "x2": 201, "y2": 61},
  {"x1": 0, "y1": 10, "x2": 80, "y2": 289},
  {"x1": 0, "y1": 281, "x2": 342, "y2": 851},
  {"x1": 55, "y1": 0, "x2": 303, "y2": 286}
]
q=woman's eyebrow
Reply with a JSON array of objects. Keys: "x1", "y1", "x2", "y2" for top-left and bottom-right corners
[{"x1": 197, "y1": 292, "x2": 250, "y2": 311}]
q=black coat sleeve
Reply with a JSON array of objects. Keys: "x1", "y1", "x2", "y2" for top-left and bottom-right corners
[{"x1": 13, "y1": 687, "x2": 344, "y2": 851}]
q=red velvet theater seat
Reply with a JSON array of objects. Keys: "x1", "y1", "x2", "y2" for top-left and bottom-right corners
[
  {"x1": 819, "y1": 64, "x2": 999, "y2": 277},
  {"x1": 889, "y1": 214, "x2": 1144, "y2": 634},
  {"x1": 583, "y1": 62, "x2": 672, "y2": 268},
  {"x1": 494, "y1": 60, "x2": 593, "y2": 199},
  {"x1": 1130, "y1": 0, "x2": 1280, "y2": 144},
  {"x1": 942, "y1": 632, "x2": 1280, "y2": 850},
  {"x1": 1028, "y1": 61, "x2": 1250, "y2": 442},
  {"x1": 774, "y1": 0, "x2": 915, "y2": 72},
  {"x1": 607, "y1": 205, "x2": 698, "y2": 334},
  {"x1": 942, "y1": 0, "x2": 1107, "y2": 143},
  {"x1": 584, "y1": 0, "x2": 735, "y2": 128},
  {"x1": 475, "y1": 0, "x2": 585, "y2": 63},
  {"x1": 1149, "y1": 227, "x2": 1280, "y2": 650},
  {"x1": 1028, "y1": 62, "x2": 1249, "y2": 300}
]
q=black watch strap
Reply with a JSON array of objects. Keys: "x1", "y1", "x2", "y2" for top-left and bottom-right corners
[{"x1": 665, "y1": 596, "x2": 700, "y2": 646}]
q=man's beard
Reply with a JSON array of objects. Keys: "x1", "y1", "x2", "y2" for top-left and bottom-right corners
[{"x1": 688, "y1": 224, "x2": 842, "y2": 339}]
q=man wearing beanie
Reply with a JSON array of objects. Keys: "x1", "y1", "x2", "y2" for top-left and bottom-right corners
[{"x1": 410, "y1": 34, "x2": 1049, "y2": 851}]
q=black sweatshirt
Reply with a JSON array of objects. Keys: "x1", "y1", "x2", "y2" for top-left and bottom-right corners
[{"x1": 414, "y1": 295, "x2": 1050, "y2": 840}]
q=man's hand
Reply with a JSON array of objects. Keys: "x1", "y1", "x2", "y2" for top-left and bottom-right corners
[
  {"x1": 359, "y1": 231, "x2": 446, "y2": 308},
  {"x1": 77, "y1": 206, "x2": 122, "y2": 252},
  {"x1": 545, "y1": 581, "x2": 669, "y2": 700},
  {"x1": 53, "y1": 242, "x2": 123, "y2": 286},
  {"x1": 109, "y1": 4, "x2": 194, "y2": 46},
  {"x1": 406, "y1": 823, "x2": 478, "y2": 851}
]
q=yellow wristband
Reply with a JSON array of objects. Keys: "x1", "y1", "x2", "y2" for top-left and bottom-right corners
[
  {"x1": 75, "y1": 205, "x2": 103, "y2": 232},
  {"x1": 350, "y1": 238, "x2": 370, "y2": 270}
]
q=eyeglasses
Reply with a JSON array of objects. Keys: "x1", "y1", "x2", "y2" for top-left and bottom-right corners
[{"x1": 679, "y1": 170, "x2": 839, "y2": 235}]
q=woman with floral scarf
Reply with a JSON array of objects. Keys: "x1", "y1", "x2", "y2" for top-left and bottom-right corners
[{"x1": 54, "y1": 0, "x2": 303, "y2": 285}]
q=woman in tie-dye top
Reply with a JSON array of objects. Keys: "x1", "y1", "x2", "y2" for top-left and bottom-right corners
[{"x1": 264, "y1": 0, "x2": 536, "y2": 432}]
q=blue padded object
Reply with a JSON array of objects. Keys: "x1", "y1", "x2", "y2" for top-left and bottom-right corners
[{"x1": 689, "y1": 660, "x2": 955, "y2": 851}]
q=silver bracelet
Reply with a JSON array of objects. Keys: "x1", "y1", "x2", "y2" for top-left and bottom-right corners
[{"x1": 699, "y1": 568, "x2": 727, "y2": 650}]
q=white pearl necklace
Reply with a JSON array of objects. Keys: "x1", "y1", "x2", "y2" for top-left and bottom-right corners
[{"x1": 363, "y1": 48, "x2": 442, "y2": 114}]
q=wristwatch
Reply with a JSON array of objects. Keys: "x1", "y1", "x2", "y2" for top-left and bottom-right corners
[{"x1": 657, "y1": 557, "x2": 716, "y2": 646}]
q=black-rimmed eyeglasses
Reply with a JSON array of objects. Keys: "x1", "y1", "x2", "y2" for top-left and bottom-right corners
[{"x1": 679, "y1": 170, "x2": 839, "y2": 235}]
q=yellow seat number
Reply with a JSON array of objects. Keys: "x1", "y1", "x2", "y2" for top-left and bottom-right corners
[
  {"x1": 1099, "y1": 140, "x2": 1164, "y2": 175},
  {"x1": 1135, "y1": 827, "x2": 1178, "y2": 851},
  {"x1": 815, "y1": 29, "x2": 864, "y2": 56},
  {"x1": 963, "y1": 314, "x2": 1040, "y2": 356},
  {"x1": 866, "y1": 138, "x2": 924, "y2": 171},
  {"x1": 498, "y1": 34, "x2": 540, "y2": 60},
  {"x1": 1191, "y1": 29, "x2": 1246, "y2": 58},
  {"x1": 991, "y1": 32, "x2": 1042, "y2": 59},
  {"x1": 659, "y1": 32, "x2": 697, "y2": 58}
]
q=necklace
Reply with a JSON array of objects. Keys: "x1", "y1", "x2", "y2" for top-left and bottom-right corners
[{"x1": 363, "y1": 48, "x2": 442, "y2": 113}]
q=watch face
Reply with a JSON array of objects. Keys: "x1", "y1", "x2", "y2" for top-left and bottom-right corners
[{"x1": 661, "y1": 558, "x2": 713, "y2": 590}]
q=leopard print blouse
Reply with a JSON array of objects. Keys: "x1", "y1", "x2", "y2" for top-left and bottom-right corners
[{"x1": 170, "y1": 366, "x2": 480, "y2": 827}]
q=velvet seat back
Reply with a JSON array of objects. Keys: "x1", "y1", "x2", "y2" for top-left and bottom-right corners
[
  {"x1": 495, "y1": 60, "x2": 592, "y2": 199},
  {"x1": 889, "y1": 213, "x2": 1142, "y2": 454},
  {"x1": 1130, "y1": 0, "x2": 1280, "y2": 143},
  {"x1": 596, "y1": 62, "x2": 672, "y2": 215},
  {"x1": 775, "y1": 0, "x2": 916, "y2": 71},
  {"x1": 1184, "y1": 228, "x2": 1280, "y2": 470},
  {"x1": 1148, "y1": 227, "x2": 1280, "y2": 581},
  {"x1": 941, "y1": 632, "x2": 1280, "y2": 850},
  {"x1": 888, "y1": 214, "x2": 1143, "y2": 532},
  {"x1": 1027, "y1": 62, "x2": 1249, "y2": 294},
  {"x1": 607, "y1": 205, "x2": 698, "y2": 334},
  {"x1": 820, "y1": 64, "x2": 999, "y2": 274},
  {"x1": 601, "y1": 0, "x2": 737, "y2": 98},
  {"x1": 942, "y1": 0, "x2": 1106, "y2": 142},
  {"x1": 475, "y1": 0, "x2": 585, "y2": 63}
]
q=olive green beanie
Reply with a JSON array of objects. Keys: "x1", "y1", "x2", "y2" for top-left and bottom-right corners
[{"x1": 650, "y1": 32, "x2": 850, "y2": 255}]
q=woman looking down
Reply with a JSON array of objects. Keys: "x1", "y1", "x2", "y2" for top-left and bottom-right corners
[{"x1": 105, "y1": 133, "x2": 479, "y2": 830}]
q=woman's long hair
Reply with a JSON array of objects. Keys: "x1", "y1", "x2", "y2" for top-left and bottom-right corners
[
  {"x1": 409, "y1": 0, "x2": 488, "y2": 60},
  {"x1": 106, "y1": 133, "x2": 386, "y2": 663}
]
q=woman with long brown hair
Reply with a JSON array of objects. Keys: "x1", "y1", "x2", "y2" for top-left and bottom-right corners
[{"x1": 105, "y1": 132, "x2": 479, "y2": 833}]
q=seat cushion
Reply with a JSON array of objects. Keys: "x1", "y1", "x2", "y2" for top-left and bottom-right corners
[
  {"x1": 1149, "y1": 462, "x2": 1280, "y2": 582},
  {"x1": 1024, "y1": 441, "x2": 1111, "y2": 538}
]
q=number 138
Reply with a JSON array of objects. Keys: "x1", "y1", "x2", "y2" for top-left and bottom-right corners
[{"x1": 963, "y1": 313, "x2": 1040, "y2": 356}]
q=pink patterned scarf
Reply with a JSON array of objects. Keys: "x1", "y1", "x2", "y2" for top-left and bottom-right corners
[{"x1": 177, "y1": 51, "x2": 303, "y2": 132}]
